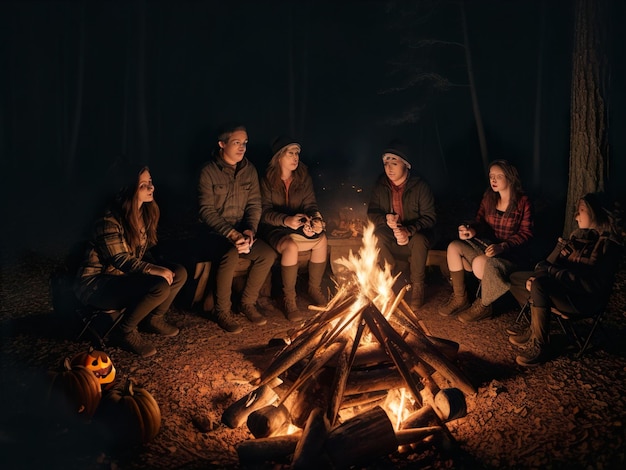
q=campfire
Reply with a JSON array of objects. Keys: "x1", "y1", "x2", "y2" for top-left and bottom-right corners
[{"x1": 223, "y1": 223, "x2": 476, "y2": 468}]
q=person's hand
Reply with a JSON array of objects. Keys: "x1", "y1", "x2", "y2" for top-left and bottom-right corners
[
  {"x1": 458, "y1": 224, "x2": 475, "y2": 240},
  {"x1": 228, "y1": 230, "x2": 251, "y2": 254},
  {"x1": 303, "y1": 221, "x2": 316, "y2": 237},
  {"x1": 485, "y1": 243, "x2": 505, "y2": 257},
  {"x1": 525, "y1": 276, "x2": 535, "y2": 291},
  {"x1": 393, "y1": 226, "x2": 409, "y2": 245},
  {"x1": 386, "y1": 213, "x2": 399, "y2": 229},
  {"x1": 285, "y1": 214, "x2": 307, "y2": 230},
  {"x1": 242, "y1": 229, "x2": 255, "y2": 251},
  {"x1": 311, "y1": 217, "x2": 325, "y2": 234},
  {"x1": 149, "y1": 266, "x2": 174, "y2": 286}
]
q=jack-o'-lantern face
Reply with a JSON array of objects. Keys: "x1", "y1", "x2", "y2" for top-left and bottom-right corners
[{"x1": 71, "y1": 348, "x2": 116, "y2": 389}]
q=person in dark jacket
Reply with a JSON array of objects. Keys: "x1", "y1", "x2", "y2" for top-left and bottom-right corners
[
  {"x1": 439, "y1": 160, "x2": 534, "y2": 323},
  {"x1": 258, "y1": 136, "x2": 328, "y2": 321},
  {"x1": 508, "y1": 192, "x2": 623, "y2": 367},
  {"x1": 367, "y1": 139, "x2": 437, "y2": 311},
  {"x1": 75, "y1": 166, "x2": 187, "y2": 357},
  {"x1": 196, "y1": 123, "x2": 277, "y2": 333}
]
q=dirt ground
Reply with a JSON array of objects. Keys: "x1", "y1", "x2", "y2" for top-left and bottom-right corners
[{"x1": 1, "y1": 236, "x2": 626, "y2": 470}]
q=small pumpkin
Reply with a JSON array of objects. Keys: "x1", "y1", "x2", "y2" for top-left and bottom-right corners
[
  {"x1": 71, "y1": 347, "x2": 116, "y2": 390},
  {"x1": 46, "y1": 357, "x2": 102, "y2": 419},
  {"x1": 98, "y1": 379, "x2": 161, "y2": 445}
]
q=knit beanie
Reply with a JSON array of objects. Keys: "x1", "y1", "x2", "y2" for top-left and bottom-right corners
[{"x1": 382, "y1": 139, "x2": 411, "y2": 169}]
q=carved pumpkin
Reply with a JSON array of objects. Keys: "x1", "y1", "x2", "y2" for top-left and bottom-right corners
[
  {"x1": 97, "y1": 379, "x2": 161, "y2": 445},
  {"x1": 46, "y1": 357, "x2": 102, "y2": 419},
  {"x1": 71, "y1": 348, "x2": 116, "y2": 390}
]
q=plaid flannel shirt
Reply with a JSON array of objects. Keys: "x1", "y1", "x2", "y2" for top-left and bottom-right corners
[{"x1": 475, "y1": 194, "x2": 533, "y2": 252}]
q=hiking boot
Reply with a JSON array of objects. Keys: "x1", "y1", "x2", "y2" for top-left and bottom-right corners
[
  {"x1": 117, "y1": 329, "x2": 157, "y2": 358},
  {"x1": 508, "y1": 328, "x2": 532, "y2": 347},
  {"x1": 408, "y1": 283, "x2": 425, "y2": 311},
  {"x1": 144, "y1": 315, "x2": 180, "y2": 337},
  {"x1": 307, "y1": 287, "x2": 327, "y2": 306},
  {"x1": 458, "y1": 298, "x2": 492, "y2": 323},
  {"x1": 516, "y1": 338, "x2": 551, "y2": 367},
  {"x1": 215, "y1": 310, "x2": 243, "y2": 334},
  {"x1": 284, "y1": 298, "x2": 304, "y2": 322},
  {"x1": 438, "y1": 292, "x2": 470, "y2": 317},
  {"x1": 240, "y1": 303, "x2": 267, "y2": 325}
]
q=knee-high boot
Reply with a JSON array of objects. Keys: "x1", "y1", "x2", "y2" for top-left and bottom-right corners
[
  {"x1": 307, "y1": 261, "x2": 328, "y2": 306},
  {"x1": 516, "y1": 305, "x2": 551, "y2": 367},
  {"x1": 282, "y1": 265, "x2": 303, "y2": 322},
  {"x1": 439, "y1": 270, "x2": 470, "y2": 317}
]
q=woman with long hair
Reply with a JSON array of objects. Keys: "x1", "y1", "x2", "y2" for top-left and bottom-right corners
[
  {"x1": 508, "y1": 192, "x2": 623, "y2": 366},
  {"x1": 440, "y1": 159, "x2": 534, "y2": 322},
  {"x1": 259, "y1": 136, "x2": 328, "y2": 321},
  {"x1": 75, "y1": 166, "x2": 187, "y2": 357}
]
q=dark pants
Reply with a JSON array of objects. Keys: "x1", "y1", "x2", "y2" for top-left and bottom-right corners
[
  {"x1": 84, "y1": 263, "x2": 187, "y2": 333},
  {"x1": 374, "y1": 226, "x2": 431, "y2": 285},
  {"x1": 510, "y1": 271, "x2": 597, "y2": 316},
  {"x1": 195, "y1": 232, "x2": 276, "y2": 313}
]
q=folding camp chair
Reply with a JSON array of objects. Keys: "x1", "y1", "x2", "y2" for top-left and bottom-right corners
[
  {"x1": 76, "y1": 306, "x2": 127, "y2": 349},
  {"x1": 514, "y1": 300, "x2": 608, "y2": 359}
]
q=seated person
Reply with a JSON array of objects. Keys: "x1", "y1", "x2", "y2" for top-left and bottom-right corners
[
  {"x1": 74, "y1": 166, "x2": 187, "y2": 358},
  {"x1": 195, "y1": 123, "x2": 277, "y2": 333},
  {"x1": 258, "y1": 136, "x2": 328, "y2": 322},
  {"x1": 508, "y1": 192, "x2": 623, "y2": 367},
  {"x1": 440, "y1": 159, "x2": 533, "y2": 322},
  {"x1": 367, "y1": 139, "x2": 437, "y2": 311}
]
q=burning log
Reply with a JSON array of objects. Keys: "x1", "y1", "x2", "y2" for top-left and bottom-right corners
[
  {"x1": 344, "y1": 365, "x2": 405, "y2": 395},
  {"x1": 340, "y1": 390, "x2": 388, "y2": 410},
  {"x1": 395, "y1": 426, "x2": 443, "y2": 446},
  {"x1": 324, "y1": 406, "x2": 398, "y2": 469},
  {"x1": 291, "y1": 407, "x2": 330, "y2": 469},
  {"x1": 222, "y1": 384, "x2": 279, "y2": 429},
  {"x1": 235, "y1": 432, "x2": 302, "y2": 465},
  {"x1": 288, "y1": 371, "x2": 331, "y2": 428},
  {"x1": 247, "y1": 403, "x2": 292, "y2": 438}
]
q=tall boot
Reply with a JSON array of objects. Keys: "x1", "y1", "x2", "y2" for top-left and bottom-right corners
[
  {"x1": 516, "y1": 305, "x2": 551, "y2": 367},
  {"x1": 116, "y1": 311, "x2": 157, "y2": 358},
  {"x1": 307, "y1": 261, "x2": 328, "y2": 306},
  {"x1": 439, "y1": 270, "x2": 470, "y2": 317},
  {"x1": 282, "y1": 265, "x2": 303, "y2": 322}
]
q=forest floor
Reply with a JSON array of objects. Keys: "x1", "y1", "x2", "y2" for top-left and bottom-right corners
[{"x1": 1, "y1": 194, "x2": 626, "y2": 469}]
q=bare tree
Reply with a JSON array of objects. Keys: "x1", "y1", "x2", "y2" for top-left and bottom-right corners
[{"x1": 564, "y1": 0, "x2": 610, "y2": 235}]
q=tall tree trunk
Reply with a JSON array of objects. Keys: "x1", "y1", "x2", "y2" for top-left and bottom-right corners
[
  {"x1": 532, "y1": 0, "x2": 546, "y2": 191},
  {"x1": 565, "y1": 0, "x2": 609, "y2": 236},
  {"x1": 460, "y1": 0, "x2": 488, "y2": 173}
]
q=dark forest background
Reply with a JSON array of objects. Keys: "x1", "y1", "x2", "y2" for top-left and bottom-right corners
[{"x1": 1, "y1": 0, "x2": 625, "y2": 262}]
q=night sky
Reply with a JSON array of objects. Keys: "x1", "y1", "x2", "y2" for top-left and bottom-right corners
[{"x1": 1, "y1": 0, "x2": 625, "y2": 259}]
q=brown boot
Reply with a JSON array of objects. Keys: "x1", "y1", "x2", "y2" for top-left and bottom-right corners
[
  {"x1": 439, "y1": 270, "x2": 470, "y2": 317},
  {"x1": 458, "y1": 298, "x2": 492, "y2": 323},
  {"x1": 116, "y1": 329, "x2": 157, "y2": 357},
  {"x1": 408, "y1": 283, "x2": 425, "y2": 311},
  {"x1": 307, "y1": 261, "x2": 328, "y2": 306},
  {"x1": 282, "y1": 265, "x2": 304, "y2": 322},
  {"x1": 143, "y1": 314, "x2": 179, "y2": 337}
]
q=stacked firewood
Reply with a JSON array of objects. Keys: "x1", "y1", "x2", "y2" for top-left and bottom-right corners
[{"x1": 222, "y1": 281, "x2": 477, "y2": 468}]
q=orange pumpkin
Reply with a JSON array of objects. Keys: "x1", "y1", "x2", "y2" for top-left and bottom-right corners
[
  {"x1": 46, "y1": 357, "x2": 102, "y2": 419},
  {"x1": 98, "y1": 379, "x2": 161, "y2": 445},
  {"x1": 71, "y1": 348, "x2": 116, "y2": 390}
]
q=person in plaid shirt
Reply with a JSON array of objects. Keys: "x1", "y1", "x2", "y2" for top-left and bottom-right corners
[
  {"x1": 439, "y1": 160, "x2": 534, "y2": 322},
  {"x1": 75, "y1": 166, "x2": 187, "y2": 357}
]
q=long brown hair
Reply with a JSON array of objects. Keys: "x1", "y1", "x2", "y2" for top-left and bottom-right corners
[
  {"x1": 482, "y1": 159, "x2": 524, "y2": 216},
  {"x1": 115, "y1": 166, "x2": 160, "y2": 252},
  {"x1": 265, "y1": 145, "x2": 309, "y2": 188}
]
